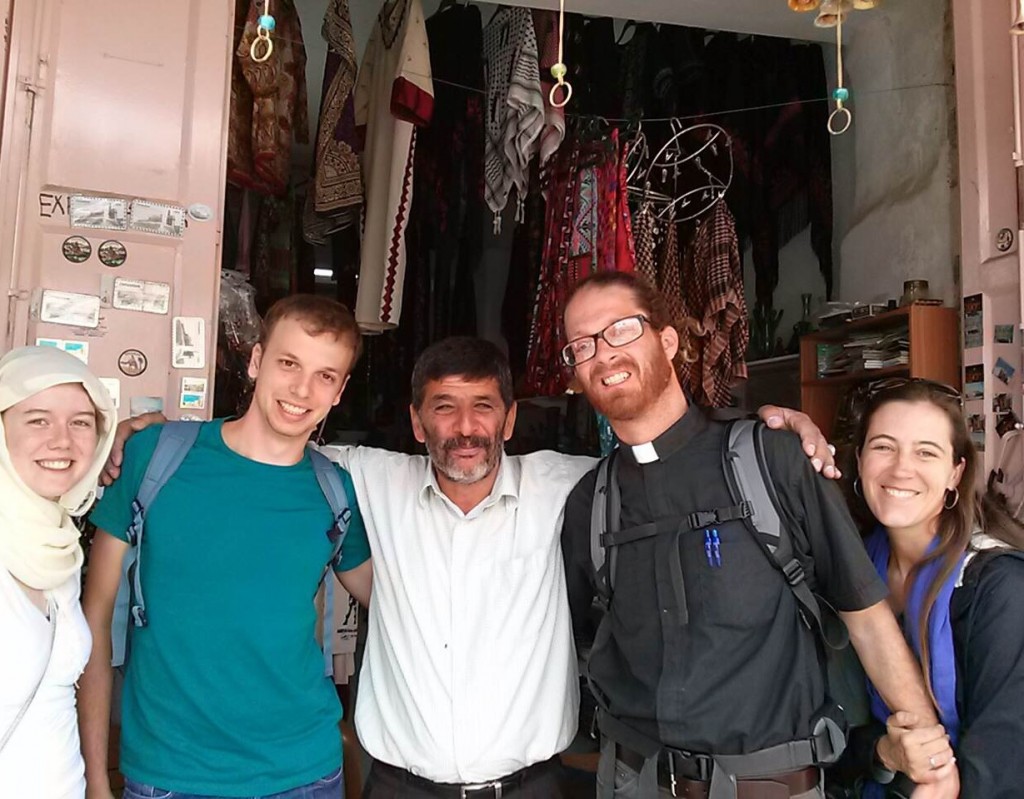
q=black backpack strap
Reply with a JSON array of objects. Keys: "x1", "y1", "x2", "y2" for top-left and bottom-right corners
[
  {"x1": 590, "y1": 448, "x2": 621, "y2": 604},
  {"x1": 722, "y1": 420, "x2": 848, "y2": 650}
]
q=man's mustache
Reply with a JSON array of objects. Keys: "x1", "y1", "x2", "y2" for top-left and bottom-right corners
[{"x1": 442, "y1": 435, "x2": 492, "y2": 451}]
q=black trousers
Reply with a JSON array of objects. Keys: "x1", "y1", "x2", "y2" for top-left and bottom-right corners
[{"x1": 362, "y1": 758, "x2": 572, "y2": 799}]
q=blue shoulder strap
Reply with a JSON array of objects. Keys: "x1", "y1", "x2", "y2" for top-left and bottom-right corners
[
  {"x1": 112, "y1": 421, "x2": 202, "y2": 668},
  {"x1": 308, "y1": 445, "x2": 353, "y2": 677}
]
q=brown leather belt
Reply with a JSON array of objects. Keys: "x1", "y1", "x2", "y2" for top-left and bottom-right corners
[
  {"x1": 618, "y1": 748, "x2": 818, "y2": 798},
  {"x1": 370, "y1": 757, "x2": 557, "y2": 798},
  {"x1": 674, "y1": 766, "x2": 819, "y2": 799}
]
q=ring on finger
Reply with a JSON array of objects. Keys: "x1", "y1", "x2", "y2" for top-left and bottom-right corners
[{"x1": 929, "y1": 755, "x2": 939, "y2": 769}]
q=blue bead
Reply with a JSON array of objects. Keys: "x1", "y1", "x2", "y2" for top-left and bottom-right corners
[
  {"x1": 258, "y1": 14, "x2": 276, "y2": 31},
  {"x1": 833, "y1": 87, "x2": 850, "y2": 102}
]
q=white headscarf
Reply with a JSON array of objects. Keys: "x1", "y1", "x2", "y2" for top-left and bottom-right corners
[{"x1": 0, "y1": 346, "x2": 117, "y2": 589}]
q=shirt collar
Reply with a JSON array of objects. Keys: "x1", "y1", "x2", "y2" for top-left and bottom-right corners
[
  {"x1": 418, "y1": 452, "x2": 520, "y2": 517},
  {"x1": 620, "y1": 402, "x2": 709, "y2": 465}
]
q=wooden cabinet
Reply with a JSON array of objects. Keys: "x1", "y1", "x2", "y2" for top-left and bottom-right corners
[{"x1": 800, "y1": 305, "x2": 961, "y2": 439}]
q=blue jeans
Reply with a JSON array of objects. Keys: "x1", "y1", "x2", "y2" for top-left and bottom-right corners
[{"x1": 122, "y1": 767, "x2": 343, "y2": 799}]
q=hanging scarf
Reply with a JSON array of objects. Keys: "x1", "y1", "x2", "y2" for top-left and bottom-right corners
[
  {"x1": 864, "y1": 526, "x2": 963, "y2": 744},
  {"x1": 0, "y1": 347, "x2": 117, "y2": 590}
]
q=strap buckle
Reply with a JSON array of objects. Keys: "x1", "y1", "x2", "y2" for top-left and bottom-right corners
[
  {"x1": 782, "y1": 558, "x2": 806, "y2": 586},
  {"x1": 687, "y1": 510, "x2": 719, "y2": 529},
  {"x1": 667, "y1": 749, "x2": 713, "y2": 782},
  {"x1": 460, "y1": 781, "x2": 503, "y2": 798},
  {"x1": 130, "y1": 605, "x2": 147, "y2": 628}
]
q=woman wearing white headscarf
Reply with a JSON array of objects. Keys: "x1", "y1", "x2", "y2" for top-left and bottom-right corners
[{"x1": 0, "y1": 346, "x2": 117, "y2": 798}]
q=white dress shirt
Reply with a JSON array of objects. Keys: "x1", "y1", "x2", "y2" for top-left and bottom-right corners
[{"x1": 321, "y1": 445, "x2": 596, "y2": 783}]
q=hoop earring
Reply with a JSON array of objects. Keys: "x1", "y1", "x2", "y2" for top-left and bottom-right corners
[
  {"x1": 853, "y1": 478, "x2": 863, "y2": 497},
  {"x1": 944, "y1": 488, "x2": 960, "y2": 510}
]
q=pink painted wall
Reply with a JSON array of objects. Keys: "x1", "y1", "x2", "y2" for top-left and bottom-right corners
[{"x1": 0, "y1": 0, "x2": 234, "y2": 419}]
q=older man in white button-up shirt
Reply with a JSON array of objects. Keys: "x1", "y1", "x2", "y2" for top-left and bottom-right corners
[{"x1": 322, "y1": 337, "x2": 595, "y2": 798}]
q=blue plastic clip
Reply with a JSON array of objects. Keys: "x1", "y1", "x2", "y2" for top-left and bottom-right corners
[
  {"x1": 704, "y1": 529, "x2": 714, "y2": 568},
  {"x1": 711, "y1": 529, "x2": 722, "y2": 567}
]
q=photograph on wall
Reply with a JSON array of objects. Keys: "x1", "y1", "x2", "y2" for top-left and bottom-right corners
[
  {"x1": 963, "y1": 293, "x2": 983, "y2": 349},
  {"x1": 130, "y1": 200, "x2": 187, "y2": 238},
  {"x1": 964, "y1": 363, "x2": 985, "y2": 400},
  {"x1": 98, "y1": 240, "x2": 128, "y2": 267},
  {"x1": 997, "y1": 412, "x2": 1021, "y2": 437},
  {"x1": 994, "y1": 393, "x2": 1013, "y2": 414},
  {"x1": 69, "y1": 195, "x2": 129, "y2": 231},
  {"x1": 172, "y1": 316, "x2": 206, "y2": 369},
  {"x1": 968, "y1": 413, "x2": 986, "y2": 452},
  {"x1": 61, "y1": 236, "x2": 92, "y2": 263},
  {"x1": 995, "y1": 324, "x2": 1015, "y2": 344},
  {"x1": 39, "y1": 289, "x2": 101, "y2": 329},
  {"x1": 993, "y1": 357, "x2": 1016, "y2": 386},
  {"x1": 112, "y1": 278, "x2": 171, "y2": 315}
]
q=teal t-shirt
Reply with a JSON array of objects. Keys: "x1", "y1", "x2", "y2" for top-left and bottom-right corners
[{"x1": 90, "y1": 420, "x2": 370, "y2": 797}]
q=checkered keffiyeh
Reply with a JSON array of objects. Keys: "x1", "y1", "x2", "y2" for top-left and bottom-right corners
[{"x1": 681, "y1": 201, "x2": 749, "y2": 407}]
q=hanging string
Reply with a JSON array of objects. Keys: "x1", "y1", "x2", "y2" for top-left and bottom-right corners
[
  {"x1": 250, "y1": 0, "x2": 276, "y2": 63},
  {"x1": 549, "y1": 0, "x2": 573, "y2": 108},
  {"x1": 827, "y1": 10, "x2": 852, "y2": 135}
]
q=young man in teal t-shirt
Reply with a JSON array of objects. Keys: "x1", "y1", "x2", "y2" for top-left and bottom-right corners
[{"x1": 79, "y1": 296, "x2": 372, "y2": 799}]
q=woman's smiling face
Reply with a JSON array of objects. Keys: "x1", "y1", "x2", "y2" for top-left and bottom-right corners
[{"x1": 858, "y1": 400, "x2": 965, "y2": 536}]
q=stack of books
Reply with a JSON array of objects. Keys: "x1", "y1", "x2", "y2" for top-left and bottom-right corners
[{"x1": 817, "y1": 326, "x2": 909, "y2": 377}]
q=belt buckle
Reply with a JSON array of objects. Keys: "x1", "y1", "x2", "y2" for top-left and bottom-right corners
[{"x1": 460, "y1": 781, "x2": 503, "y2": 799}]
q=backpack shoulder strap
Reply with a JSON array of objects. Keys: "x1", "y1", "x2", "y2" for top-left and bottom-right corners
[
  {"x1": 308, "y1": 445, "x2": 354, "y2": 678},
  {"x1": 722, "y1": 420, "x2": 848, "y2": 650},
  {"x1": 590, "y1": 448, "x2": 620, "y2": 603},
  {"x1": 112, "y1": 421, "x2": 201, "y2": 668}
]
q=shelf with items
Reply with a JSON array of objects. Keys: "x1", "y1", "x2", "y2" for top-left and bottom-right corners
[{"x1": 799, "y1": 304, "x2": 960, "y2": 439}]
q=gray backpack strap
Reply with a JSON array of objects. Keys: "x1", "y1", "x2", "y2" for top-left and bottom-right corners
[
  {"x1": 590, "y1": 448, "x2": 621, "y2": 603},
  {"x1": 308, "y1": 446, "x2": 353, "y2": 677},
  {"x1": 722, "y1": 420, "x2": 848, "y2": 650},
  {"x1": 112, "y1": 421, "x2": 202, "y2": 668}
]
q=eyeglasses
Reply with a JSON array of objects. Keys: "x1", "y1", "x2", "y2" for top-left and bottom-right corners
[
  {"x1": 866, "y1": 377, "x2": 963, "y2": 407},
  {"x1": 561, "y1": 314, "x2": 650, "y2": 367}
]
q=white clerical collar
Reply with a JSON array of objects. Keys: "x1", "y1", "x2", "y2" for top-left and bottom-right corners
[{"x1": 631, "y1": 441, "x2": 659, "y2": 464}]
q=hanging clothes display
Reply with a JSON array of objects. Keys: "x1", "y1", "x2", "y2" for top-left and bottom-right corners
[
  {"x1": 525, "y1": 129, "x2": 635, "y2": 397},
  {"x1": 482, "y1": 7, "x2": 544, "y2": 231},
  {"x1": 229, "y1": 0, "x2": 309, "y2": 196},
  {"x1": 657, "y1": 210, "x2": 685, "y2": 326},
  {"x1": 354, "y1": 0, "x2": 434, "y2": 333},
  {"x1": 680, "y1": 201, "x2": 749, "y2": 408},
  {"x1": 303, "y1": 0, "x2": 363, "y2": 244},
  {"x1": 532, "y1": 9, "x2": 566, "y2": 167},
  {"x1": 402, "y1": 1, "x2": 485, "y2": 359}
]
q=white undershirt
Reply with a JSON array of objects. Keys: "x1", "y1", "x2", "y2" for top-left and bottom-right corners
[
  {"x1": 0, "y1": 562, "x2": 91, "y2": 799},
  {"x1": 322, "y1": 445, "x2": 596, "y2": 784}
]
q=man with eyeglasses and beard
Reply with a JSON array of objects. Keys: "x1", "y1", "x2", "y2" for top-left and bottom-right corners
[
  {"x1": 559, "y1": 271, "x2": 958, "y2": 799},
  {"x1": 105, "y1": 334, "x2": 837, "y2": 799}
]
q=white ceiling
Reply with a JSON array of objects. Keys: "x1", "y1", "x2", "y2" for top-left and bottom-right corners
[{"x1": 498, "y1": 0, "x2": 867, "y2": 43}]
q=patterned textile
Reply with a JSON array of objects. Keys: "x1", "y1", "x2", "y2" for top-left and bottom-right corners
[
  {"x1": 680, "y1": 202, "x2": 749, "y2": 408},
  {"x1": 230, "y1": 0, "x2": 310, "y2": 197},
  {"x1": 525, "y1": 129, "x2": 634, "y2": 397},
  {"x1": 632, "y1": 202, "x2": 658, "y2": 287},
  {"x1": 532, "y1": 10, "x2": 566, "y2": 166},
  {"x1": 303, "y1": 0, "x2": 363, "y2": 244},
  {"x1": 483, "y1": 7, "x2": 544, "y2": 229},
  {"x1": 658, "y1": 211, "x2": 685, "y2": 325},
  {"x1": 353, "y1": 0, "x2": 433, "y2": 332}
]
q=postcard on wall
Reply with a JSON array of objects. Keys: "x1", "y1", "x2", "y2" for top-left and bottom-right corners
[
  {"x1": 69, "y1": 195, "x2": 129, "y2": 231},
  {"x1": 130, "y1": 200, "x2": 186, "y2": 238},
  {"x1": 964, "y1": 363, "x2": 984, "y2": 400},
  {"x1": 963, "y1": 293, "x2": 983, "y2": 349},
  {"x1": 993, "y1": 357, "x2": 1016, "y2": 386},
  {"x1": 995, "y1": 324, "x2": 1015, "y2": 344},
  {"x1": 994, "y1": 393, "x2": 1013, "y2": 414},
  {"x1": 39, "y1": 289, "x2": 101, "y2": 329},
  {"x1": 130, "y1": 396, "x2": 164, "y2": 416},
  {"x1": 172, "y1": 316, "x2": 205, "y2": 369},
  {"x1": 34, "y1": 337, "x2": 89, "y2": 364},
  {"x1": 112, "y1": 278, "x2": 171, "y2": 315},
  {"x1": 179, "y1": 376, "x2": 208, "y2": 410}
]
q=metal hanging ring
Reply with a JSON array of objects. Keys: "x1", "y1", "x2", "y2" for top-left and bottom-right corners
[
  {"x1": 827, "y1": 105, "x2": 852, "y2": 135},
  {"x1": 550, "y1": 81, "x2": 573, "y2": 109},
  {"x1": 250, "y1": 29, "x2": 273, "y2": 63}
]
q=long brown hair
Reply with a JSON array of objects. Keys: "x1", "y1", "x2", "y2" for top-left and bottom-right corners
[{"x1": 854, "y1": 381, "x2": 1024, "y2": 704}]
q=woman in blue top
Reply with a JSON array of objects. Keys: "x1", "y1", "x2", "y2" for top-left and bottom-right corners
[{"x1": 849, "y1": 378, "x2": 1024, "y2": 798}]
